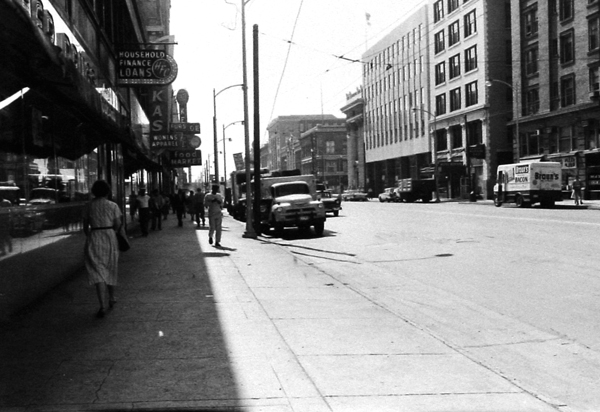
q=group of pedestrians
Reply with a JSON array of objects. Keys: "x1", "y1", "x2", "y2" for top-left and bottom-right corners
[{"x1": 86, "y1": 180, "x2": 225, "y2": 319}]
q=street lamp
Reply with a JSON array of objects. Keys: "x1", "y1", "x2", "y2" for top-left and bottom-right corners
[
  {"x1": 486, "y1": 79, "x2": 520, "y2": 161},
  {"x1": 221, "y1": 120, "x2": 244, "y2": 188},
  {"x1": 412, "y1": 106, "x2": 440, "y2": 202},
  {"x1": 213, "y1": 84, "x2": 243, "y2": 185}
]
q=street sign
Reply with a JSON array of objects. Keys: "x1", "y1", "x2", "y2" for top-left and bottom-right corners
[
  {"x1": 169, "y1": 150, "x2": 202, "y2": 166},
  {"x1": 170, "y1": 122, "x2": 200, "y2": 133}
]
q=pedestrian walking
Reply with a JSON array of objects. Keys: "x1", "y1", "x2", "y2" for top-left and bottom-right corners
[
  {"x1": 161, "y1": 192, "x2": 170, "y2": 220},
  {"x1": 172, "y1": 189, "x2": 187, "y2": 227},
  {"x1": 186, "y1": 190, "x2": 195, "y2": 221},
  {"x1": 136, "y1": 188, "x2": 151, "y2": 236},
  {"x1": 128, "y1": 191, "x2": 137, "y2": 223},
  {"x1": 82, "y1": 180, "x2": 122, "y2": 318},
  {"x1": 193, "y1": 188, "x2": 205, "y2": 227},
  {"x1": 149, "y1": 189, "x2": 164, "y2": 230},
  {"x1": 572, "y1": 176, "x2": 583, "y2": 206},
  {"x1": 205, "y1": 184, "x2": 223, "y2": 247}
]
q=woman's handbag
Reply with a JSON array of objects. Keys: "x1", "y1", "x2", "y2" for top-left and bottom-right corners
[{"x1": 116, "y1": 225, "x2": 131, "y2": 252}]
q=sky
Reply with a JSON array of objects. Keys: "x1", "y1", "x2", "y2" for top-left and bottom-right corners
[{"x1": 169, "y1": 0, "x2": 427, "y2": 181}]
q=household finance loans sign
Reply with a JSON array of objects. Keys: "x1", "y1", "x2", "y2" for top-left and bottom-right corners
[{"x1": 117, "y1": 50, "x2": 178, "y2": 85}]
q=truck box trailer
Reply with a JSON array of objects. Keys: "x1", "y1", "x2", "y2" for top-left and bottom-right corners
[{"x1": 493, "y1": 161, "x2": 562, "y2": 208}]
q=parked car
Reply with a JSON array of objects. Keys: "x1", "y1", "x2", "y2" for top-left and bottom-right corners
[
  {"x1": 341, "y1": 190, "x2": 369, "y2": 201},
  {"x1": 318, "y1": 190, "x2": 342, "y2": 216},
  {"x1": 378, "y1": 187, "x2": 398, "y2": 202}
]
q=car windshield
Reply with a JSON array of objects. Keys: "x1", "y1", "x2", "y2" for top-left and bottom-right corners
[{"x1": 273, "y1": 183, "x2": 310, "y2": 197}]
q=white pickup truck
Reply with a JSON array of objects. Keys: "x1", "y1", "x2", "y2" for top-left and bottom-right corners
[
  {"x1": 493, "y1": 161, "x2": 563, "y2": 208},
  {"x1": 259, "y1": 174, "x2": 326, "y2": 236}
]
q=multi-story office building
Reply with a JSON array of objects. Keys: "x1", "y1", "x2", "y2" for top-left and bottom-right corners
[
  {"x1": 362, "y1": 5, "x2": 431, "y2": 198},
  {"x1": 512, "y1": 0, "x2": 600, "y2": 198},
  {"x1": 341, "y1": 87, "x2": 366, "y2": 191},
  {"x1": 266, "y1": 115, "x2": 344, "y2": 172},
  {"x1": 430, "y1": 0, "x2": 513, "y2": 199},
  {"x1": 299, "y1": 124, "x2": 348, "y2": 192}
]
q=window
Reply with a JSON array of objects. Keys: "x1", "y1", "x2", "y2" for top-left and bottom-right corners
[
  {"x1": 466, "y1": 120, "x2": 482, "y2": 145},
  {"x1": 561, "y1": 75, "x2": 575, "y2": 107},
  {"x1": 590, "y1": 16, "x2": 599, "y2": 51},
  {"x1": 523, "y1": 6, "x2": 538, "y2": 37},
  {"x1": 526, "y1": 132, "x2": 541, "y2": 156},
  {"x1": 448, "y1": 20, "x2": 460, "y2": 46},
  {"x1": 450, "y1": 87, "x2": 461, "y2": 111},
  {"x1": 591, "y1": 67, "x2": 600, "y2": 93},
  {"x1": 435, "y1": 62, "x2": 446, "y2": 85},
  {"x1": 449, "y1": 54, "x2": 461, "y2": 79},
  {"x1": 559, "y1": 30, "x2": 574, "y2": 64},
  {"x1": 525, "y1": 46, "x2": 538, "y2": 75},
  {"x1": 464, "y1": 45, "x2": 477, "y2": 72},
  {"x1": 448, "y1": 0, "x2": 459, "y2": 13},
  {"x1": 465, "y1": 81, "x2": 478, "y2": 106},
  {"x1": 436, "y1": 129, "x2": 448, "y2": 151},
  {"x1": 525, "y1": 87, "x2": 540, "y2": 115},
  {"x1": 559, "y1": 0, "x2": 573, "y2": 21},
  {"x1": 434, "y1": 0, "x2": 444, "y2": 22},
  {"x1": 464, "y1": 10, "x2": 477, "y2": 37},
  {"x1": 435, "y1": 30, "x2": 445, "y2": 53},
  {"x1": 559, "y1": 126, "x2": 572, "y2": 152},
  {"x1": 326, "y1": 141, "x2": 335, "y2": 154},
  {"x1": 450, "y1": 125, "x2": 462, "y2": 149},
  {"x1": 436, "y1": 93, "x2": 447, "y2": 115}
]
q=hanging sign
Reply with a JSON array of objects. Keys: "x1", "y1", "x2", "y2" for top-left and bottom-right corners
[
  {"x1": 117, "y1": 50, "x2": 178, "y2": 85},
  {"x1": 169, "y1": 150, "x2": 203, "y2": 166}
]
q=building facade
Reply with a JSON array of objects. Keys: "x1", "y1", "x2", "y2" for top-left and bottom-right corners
[
  {"x1": 362, "y1": 5, "x2": 433, "y2": 198},
  {"x1": 266, "y1": 115, "x2": 343, "y2": 172},
  {"x1": 299, "y1": 124, "x2": 348, "y2": 193},
  {"x1": 0, "y1": 0, "x2": 172, "y2": 319},
  {"x1": 340, "y1": 87, "x2": 366, "y2": 191},
  {"x1": 512, "y1": 0, "x2": 600, "y2": 198},
  {"x1": 430, "y1": 0, "x2": 513, "y2": 199}
]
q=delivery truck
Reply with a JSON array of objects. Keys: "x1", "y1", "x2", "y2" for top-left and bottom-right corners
[{"x1": 493, "y1": 161, "x2": 562, "y2": 208}]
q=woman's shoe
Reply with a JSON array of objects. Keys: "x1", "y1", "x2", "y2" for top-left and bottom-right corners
[
  {"x1": 96, "y1": 308, "x2": 106, "y2": 318},
  {"x1": 109, "y1": 298, "x2": 116, "y2": 309}
]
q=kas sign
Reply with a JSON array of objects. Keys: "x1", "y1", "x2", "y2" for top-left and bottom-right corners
[{"x1": 117, "y1": 50, "x2": 178, "y2": 86}]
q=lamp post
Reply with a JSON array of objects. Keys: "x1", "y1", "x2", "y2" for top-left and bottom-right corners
[
  {"x1": 221, "y1": 120, "x2": 244, "y2": 189},
  {"x1": 213, "y1": 84, "x2": 243, "y2": 185},
  {"x1": 412, "y1": 107, "x2": 440, "y2": 202},
  {"x1": 486, "y1": 79, "x2": 520, "y2": 161}
]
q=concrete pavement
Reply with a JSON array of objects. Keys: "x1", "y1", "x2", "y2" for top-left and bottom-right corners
[{"x1": 0, "y1": 207, "x2": 590, "y2": 411}]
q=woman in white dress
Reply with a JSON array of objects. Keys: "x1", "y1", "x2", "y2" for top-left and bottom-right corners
[{"x1": 83, "y1": 180, "x2": 122, "y2": 318}]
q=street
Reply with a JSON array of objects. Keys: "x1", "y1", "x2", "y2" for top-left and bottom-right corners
[{"x1": 264, "y1": 200, "x2": 600, "y2": 411}]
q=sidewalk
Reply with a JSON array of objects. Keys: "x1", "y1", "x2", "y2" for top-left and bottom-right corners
[{"x1": 0, "y1": 209, "x2": 572, "y2": 411}]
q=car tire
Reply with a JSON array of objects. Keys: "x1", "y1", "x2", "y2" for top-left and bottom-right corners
[
  {"x1": 333, "y1": 211, "x2": 339, "y2": 217},
  {"x1": 314, "y1": 222, "x2": 325, "y2": 236}
]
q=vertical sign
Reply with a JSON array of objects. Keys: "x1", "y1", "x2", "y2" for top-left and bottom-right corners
[{"x1": 149, "y1": 86, "x2": 169, "y2": 150}]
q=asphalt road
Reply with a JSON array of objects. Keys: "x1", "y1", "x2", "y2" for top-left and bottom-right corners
[{"x1": 268, "y1": 200, "x2": 600, "y2": 411}]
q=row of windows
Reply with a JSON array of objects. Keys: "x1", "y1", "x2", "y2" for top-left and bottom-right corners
[
  {"x1": 524, "y1": 18, "x2": 599, "y2": 78},
  {"x1": 435, "y1": 81, "x2": 479, "y2": 115},
  {"x1": 363, "y1": 24, "x2": 425, "y2": 78},
  {"x1": 364, "y1": 56, "x2": 426, "y2": 101},
  {"x1": 433, "y1": 0, "x2": 473, "y2": 23},
  {"x1": 434, "y1": 45, "x2": 478, "y2": 85},
  {"x1": 524, "y1": 68, "x2": 600, "y2": 115},
  {"x1": 519, "y1": 126, "x2": 600, "y2": 158},
  {"x1": 434, "y1": 10, "x2": 477, "y2": 54}
]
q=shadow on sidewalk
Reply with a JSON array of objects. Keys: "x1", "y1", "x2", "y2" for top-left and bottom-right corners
[{"x1": 0, "y1": 215, "x2": 242, "y2": 410}]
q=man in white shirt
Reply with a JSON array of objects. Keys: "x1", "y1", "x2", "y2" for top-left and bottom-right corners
[{"x1": 204, "y1": 185, "x2": 223, "y2": 247}]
